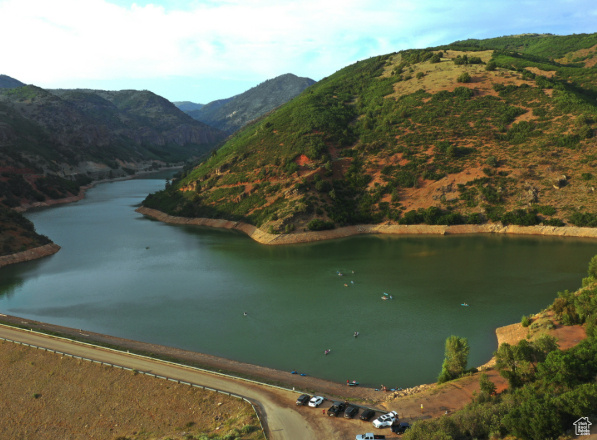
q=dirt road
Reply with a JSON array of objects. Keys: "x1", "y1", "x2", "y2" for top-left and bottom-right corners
[{"x1": 0, "y1": 325, "x2": 324, "y2": 439}]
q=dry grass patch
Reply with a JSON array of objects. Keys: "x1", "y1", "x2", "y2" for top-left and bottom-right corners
[{"x1": 0, "y1": 341, "x2": 264, "y2": 440}]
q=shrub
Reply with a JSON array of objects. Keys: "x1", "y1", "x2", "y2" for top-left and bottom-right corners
[
  {"x1": 457, "y1": 72, "x2": 472, "y2": 83},
  {"x1": 543, "y1": 218, "x2": 565, "y2": 227},
  {"x1": 485, "y1": 156, "x2": 498, "y2": 167},
  {"x1": 535, "y1": 205, "x2": 556, "y2": 216},
  {"x1": 306, "y1": 219, "x2": 335, "y2": 231},
  {"x1": 521, "y1": 315, "x2": 531, "y2": 327},
  {"x1": 569, "y1": 211, "x2": 597, "y2": 227},
  {"x1": 453, "y1": 55, "x2": 468, "y2": 65},
  {"x1": 501, "y1": 209, "x2": 540, "y2": 226},
  {"x1": 466, "y1": 213, "x2": 484, "y2": 224}
]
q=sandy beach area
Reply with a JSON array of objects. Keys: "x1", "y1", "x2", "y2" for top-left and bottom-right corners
[{"x1": 136, "y1": 206, "x2": 597, "y2": 245}]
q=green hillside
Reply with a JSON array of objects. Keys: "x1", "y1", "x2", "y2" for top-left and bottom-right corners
[{"x1": 144, "y1": 33, "x2": 597, "y2": 233}]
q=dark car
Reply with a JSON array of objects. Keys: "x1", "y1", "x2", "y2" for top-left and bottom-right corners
[
  {"x1": 344, "y1": 405, "x2": 359, "y2": 418},
  {"x1": 360, "y1": 409, "x2": 375, "y2": 421},
  {"x1": 296, "y1": 394, "x2": 310, "y2": 406},
  {"x1": 327, "y1": 401, "x2": 347, "y2": 416},
  {"x1": 392, "y1": 422, "x2": 411, "y2": 434}
]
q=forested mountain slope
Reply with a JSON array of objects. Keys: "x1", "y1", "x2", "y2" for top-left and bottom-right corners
[
  {"x1": 144, "y1": 33, "x2": 597, "y2": 234},
  {"x1": 0, "y1": 85, "x2": 225, "y2": 209}
]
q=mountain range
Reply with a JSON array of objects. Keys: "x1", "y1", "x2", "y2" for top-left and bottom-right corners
[
  {"x1": 177, "y1": 73, "x2": 316, "y2": 134},
  {"x1": 144, "y1": 33, "x2": 597, "y2": 234},
  {"x1": 0, "y1": 84, "x2": 225, "y2": 208}
]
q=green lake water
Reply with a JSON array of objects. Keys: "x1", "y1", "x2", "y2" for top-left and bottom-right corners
[{"x1": 1, "y1": 172, "x2": 596, "y2": 388}]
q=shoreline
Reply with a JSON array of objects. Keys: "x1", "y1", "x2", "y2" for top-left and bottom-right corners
[
  {"x1": 1, "y1": 167, "x2": 181, "y2": 269},
  {"x1": 136, "y1": 206, "x2": 597, "y2": 245},
  {"x1": 0, "y1": 243, "x2": 61, "y2": 269},
  {"x1": 0, "y1": 310, "x2": 587, "y2": 407},
  {"x1": 0, "y1": 313, "x2": 382, "y2": 402},
  {"x1": 15, "y1": 167, "x2": 182, "y2": 213}
]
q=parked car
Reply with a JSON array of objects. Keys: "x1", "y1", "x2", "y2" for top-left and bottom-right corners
[
  {"x1": 344, "y1": 405, "x2": 359, "y2": 418},
  {"x1": 355, "y1": 433, "x2": 385, "y2": 440},
  {"x1": 360, "y1": 409, "x2": 376, "y2": 421},
  {"x1": 308, "y1": 395, "x2": 325, "y2": 407},
  {"x1": 372, "y1": 411, "x2": 399, "y2": 428},
  {"x1": 296, "y1": 394, "x2": 310, "y2": 406},
  {"x1": 327, "y1": 401, "x2": 347, "y2": 416},
  {"x1": 391, "y1": 422, "x2": 411, "y2": 434}
]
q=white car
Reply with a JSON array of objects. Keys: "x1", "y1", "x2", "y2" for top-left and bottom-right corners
[
  {"x1": 372, "y1": 410, "x2": 398, "y2": 428},
  {"x1": 308, "y1": 396, "x2": 325, "y2": 407}
]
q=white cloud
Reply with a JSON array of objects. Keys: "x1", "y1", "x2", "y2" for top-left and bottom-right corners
[{"x1": 0, "y1": 0, "x2": 595, "y2": 101}]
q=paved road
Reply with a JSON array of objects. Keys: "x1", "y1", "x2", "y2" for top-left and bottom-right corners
[{"x1": 0, "y1": 324, "x2": 319, "y2": 440}]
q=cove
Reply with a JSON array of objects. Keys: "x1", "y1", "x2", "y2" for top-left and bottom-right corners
[{"x1": 1, "y1": 172, "x2": 596, "y2": 388}]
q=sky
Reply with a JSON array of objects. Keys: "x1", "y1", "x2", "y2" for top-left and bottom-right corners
[{"x1": 1, "y1": 0, "x2": 596, "y2": 104}]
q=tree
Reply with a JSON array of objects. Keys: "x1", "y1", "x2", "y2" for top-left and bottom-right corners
[
  {"x1": 438, "y1": 335, "x2": 470, "y2": 383},
  {"x1": 478, "y1": 373, "x2": 497, "y2": 400},
  {"x1": 495, "y1": 337, "x2": 555, "y2": 388},
  {"x1": 532, "y1": 334, "x2": 558, "y2": 362},
  {"x1": 495, "y1": 342, "x2": 522, "y2": 388},
  {"x1": 588, "y1": 254, "x2": 597, "y2": 279}
]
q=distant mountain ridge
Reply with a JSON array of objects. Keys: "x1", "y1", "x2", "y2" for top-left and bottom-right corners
[
  {"x1": 0, "y1": 74, "x2": 25, "y2": 89},
  {"x1": 180, "y1": 73, "x2": 315, "y2": 133},
  {"x1": 173, "y1": 101, "x2": 204, "y2": 112}
]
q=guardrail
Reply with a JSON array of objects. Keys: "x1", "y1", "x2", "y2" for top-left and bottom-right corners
[{"x1": 0, "y1": 334, "x2": 267, "y2": 439}]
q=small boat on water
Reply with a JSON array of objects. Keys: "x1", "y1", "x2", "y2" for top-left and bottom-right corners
[
  {"x1": 348, "y1": 380, "x2": 359, "y2": 386},
  {"x1": 461, "y1": 303, "x2": 469, "y2": 307}
]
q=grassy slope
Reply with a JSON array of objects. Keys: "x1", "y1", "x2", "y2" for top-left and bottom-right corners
[
  {"x1": 0, "y1": 340, "x2": 264, "y2": 440},
  {"x1": 144, "y1": 33, "x2": 597, "y2": 233}
]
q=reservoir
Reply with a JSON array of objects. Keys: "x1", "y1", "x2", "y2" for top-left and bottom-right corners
[{"x1": 1, "y1": 172, "x2": 596, "y2": 388}]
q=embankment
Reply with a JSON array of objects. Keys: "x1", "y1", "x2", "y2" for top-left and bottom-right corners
[
  {"x1": 136, "y1": 207, "x2": 597, "y2": 245},
  {"x1": 0, "y1": 243, "x2": 61, "y2": 268}
]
